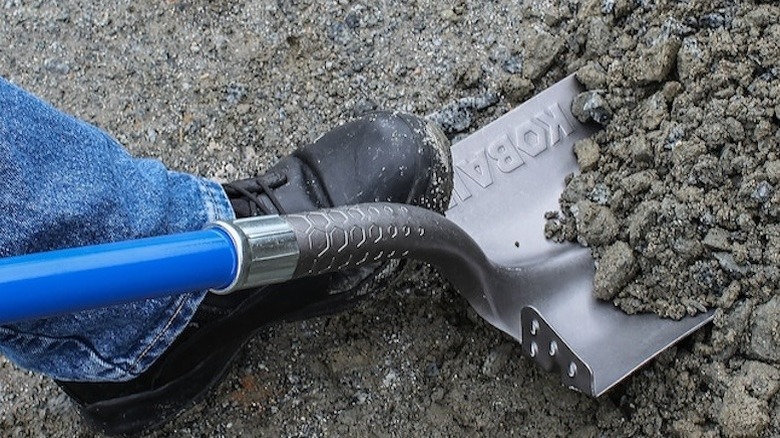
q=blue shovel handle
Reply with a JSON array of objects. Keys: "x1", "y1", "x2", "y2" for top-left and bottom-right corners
[{"x1": 0, "y1": 229, "x2": 238, "y2": 324}]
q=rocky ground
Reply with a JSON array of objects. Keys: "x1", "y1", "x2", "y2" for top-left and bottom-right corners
[{"x1": 1, "y1": 0, "x2": 778, "y2": 437}]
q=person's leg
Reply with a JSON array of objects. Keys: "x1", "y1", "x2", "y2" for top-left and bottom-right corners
[{"x1": 0, "y1": 77, "x2": 235, "y2": 381}]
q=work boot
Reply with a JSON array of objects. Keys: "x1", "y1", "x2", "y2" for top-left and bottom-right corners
[{"x1": 56, "y1": 111, "x2": 452, "y2": 436}]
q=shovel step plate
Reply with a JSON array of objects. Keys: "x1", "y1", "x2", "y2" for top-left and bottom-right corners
[{"x1": 444, "y1": 75, "x2": 713, "y2": 396}]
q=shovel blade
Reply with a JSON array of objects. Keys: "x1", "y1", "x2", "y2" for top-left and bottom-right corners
[{"x1": 444, "y1": 75, "x2": 713, "y2": 396}]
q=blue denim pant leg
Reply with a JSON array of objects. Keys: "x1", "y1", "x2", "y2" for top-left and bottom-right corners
[{"x1": 0, "y1": 77, "x2": 235, "y2": 382}]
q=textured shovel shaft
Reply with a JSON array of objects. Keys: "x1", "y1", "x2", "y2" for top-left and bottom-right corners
[
  {"x1": 282, "y1": 204, "x2": 493, "y2": 310},
  {"x1": 0, "y1": 229, "x2": 237, "y2": 324}
]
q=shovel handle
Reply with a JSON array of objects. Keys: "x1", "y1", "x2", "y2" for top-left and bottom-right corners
[
  {"x1": 221, "y1": 203, "x2": 493, "y2": 307},
  {"x1": 0, "y1": 203, "x2": 491, "y2": 324}
]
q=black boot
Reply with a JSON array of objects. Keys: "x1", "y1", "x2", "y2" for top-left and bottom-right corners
[{"x1": 56, "y1": 111, "x2": 452, "y2": 436}]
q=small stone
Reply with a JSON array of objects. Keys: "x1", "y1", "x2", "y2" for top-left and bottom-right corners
[
  {"x1": 354, "y1": 390, "x2": 369, "y2": 404},
  {"x1": 344, "y1": 11, "x2": 360, "y2": 28},
  {"x1": 661, "y1": 81, "x2": 684, "y2": 101},
  {"x1": 440, "y1": 8, "x2": 458, "y2": 22},
  {"x1": 699, "y1": 12, "x2": 725, "y2": 28},
  {"x1": 572, "y1": 200, "x2": 619, "y2": 246},
  {"x1": 751, "y1": 181, "x2": 773, "y2": 203},
  {"x1": 639, "y1": 91, "x2": 669, "y2": 130},
  {"x1": 571, "y1": 91, "x2": 612, "y2": 125},
  {"x1": 501, "y1": 54, "x2": 523, "y2": 74},
  {"x1": 424, "y1": 362, "x2": 440, "y2": 377},
  {"x1": 629, "y1": 134, "x2": 654, "y2": 163},
  {"x1": 522, "y1": 28, "x2": 564, "y2": 80},
  {"x1": 714, "y1": 252, "x2": 747, "y2": 277},
  {"x1": 589, "y1": 183, "x2": 611, "y2": 205},
  {"x1": 426, "y1": 93, "x2": 499, "y2": 134},
  {"x1": 574, "y1": 138, "x2": 600, "y2": 171},
  {"x1": 236, "y1": 104, "x2": 251, "y2": 115},
  {"x1": 382, "y1": 369, "x2": 399, "y2": 388},
  {"x1": 225, "y1": 83, "x2": 246, "y2": 105},
  {"x1": 146, "y1": 128, "x2": 158, "y2": 143},
  {"x1": 594, "y1": 241, "x2": 637, "y2": 300},
  {"x1": 576, "y1": 61, "x2": 608, "y2": 89},
  {"x1": 627, "y1": 36, "x2": 682, "y2": 85},
  {"x1": 43, "y1": 58, "x2": 70, "y2": 75},
  {"x1": 748, "y1": 296, "x2": 780, "y2": 362},
  {"x1": 703, "y1": 227, "x2": 731, "y2": 251}
]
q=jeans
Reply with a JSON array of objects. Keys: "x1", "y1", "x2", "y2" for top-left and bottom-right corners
[{"x1": 0, "y1": 77, "x2": 235, "y2": 382}]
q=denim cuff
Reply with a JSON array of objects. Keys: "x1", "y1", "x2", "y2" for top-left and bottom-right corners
[{"x1": 0, "y1": 173, "x2": 237, "y2": 382}]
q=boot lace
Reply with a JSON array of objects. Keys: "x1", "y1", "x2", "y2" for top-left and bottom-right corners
[{"x1": 223, "y1": 174, "x2": 288, "y2": 216}]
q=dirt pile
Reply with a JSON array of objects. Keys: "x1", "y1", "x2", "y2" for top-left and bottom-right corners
[
  {"x1": 551, "y1": 2, "x2": 780, "y2": 322},
  {"x1": 545, "y1": 1, "x2": 780, "y2": 436}
]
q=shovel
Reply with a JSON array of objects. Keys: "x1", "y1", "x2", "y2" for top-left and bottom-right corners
[{"x1": 0, "y1": 75, "x2": 712, "y2": 396}]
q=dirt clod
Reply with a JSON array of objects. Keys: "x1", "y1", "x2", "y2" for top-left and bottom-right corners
[
  {"x1": 574, "y1": 138, "x2": 600, "y2": 172},
  {"x1": 594, "y1": 241, "x2": 637, "y2": 301},
  {"x1": 748, "y1": 296, "x2": 780, "y2": 362}
]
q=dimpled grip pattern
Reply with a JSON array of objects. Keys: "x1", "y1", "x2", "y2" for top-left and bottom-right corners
[
  {"x1": 282, "y1": 203, "x2": 490, "y2": 295},
  {"x1": 284, "y1": 204, "x2": 418, "y2": 276}
]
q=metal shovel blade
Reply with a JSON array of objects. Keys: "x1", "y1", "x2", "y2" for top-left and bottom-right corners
[{"x1": 444, "y1": 75, "x2": 714, "y2": 396}]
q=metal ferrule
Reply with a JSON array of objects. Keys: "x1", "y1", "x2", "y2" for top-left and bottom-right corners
[{"x1": 208, "y1": 216, "x2": 299, "y2": 295}]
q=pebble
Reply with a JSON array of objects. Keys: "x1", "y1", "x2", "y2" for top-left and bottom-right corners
[
  {"x1": 703, "y1": 227, "x2": 731, "y2": 251},
  {"x1": 594, "y1": 241, "x2": 637, "y2": 300},
  {"x1": 748, "y1": 296, "x2": 780, "y2": 362},
  {"x1": 43, "y1": 58, "x2": 70, "y2": 75},
  {"x1": 576, "y1": 61, "x2": 609, "y2": 89},
  {"x1": 713, "y1": 252, "x2": 747, "y2": 277},
  {"x1": 751, "y1": 181, "x2": 773, "y2": 203},
  {"x1": 574, "y1": 138, "x2": 600, "y2": 172},
  {"x1": 572, "y1": 200, "x2": 619, "y2": 246},
  {"x1": 426, "y1": 93, "x2": 499, "y2": 134},
  {"x1": 571, "y1": 91, "x2": 612, "y2": 125},
  {"x1": 631, "y1": 36, "x2": 681, "y2": 84}
]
